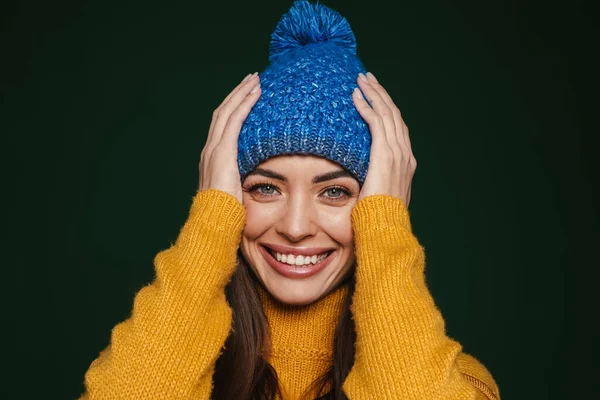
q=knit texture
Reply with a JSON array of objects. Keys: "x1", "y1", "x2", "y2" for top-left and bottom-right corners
[
  {"x1": 257, "y1": 282, "x2": 349, "y2": 399},
  {"x1": 80, "y1": 189, "x2": 500, "y2": 399},
  {"x1": 238, "y1": 0, "x2": 371, "y2": 185}
]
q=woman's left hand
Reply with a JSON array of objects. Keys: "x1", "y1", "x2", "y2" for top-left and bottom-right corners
[{"x1": 352, "y1": 72, "x2": 416, "y2": 207}]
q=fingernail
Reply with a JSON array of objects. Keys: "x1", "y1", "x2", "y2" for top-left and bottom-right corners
[
  {"x1": 366, "y1": 72, "x2": 378, "y2": 82},
  {"x1": 250, "y1": 83, "x2": 261, "y2": 94},
  {"x1": 358, "y1": 73, "x2": 368, "y2": 83},
  {"x1": 354, "y1": 87, "x2": 363, "y2": 99},
  {"x1": 242, "y1": 73, "x2": 252, "y2": 82}
]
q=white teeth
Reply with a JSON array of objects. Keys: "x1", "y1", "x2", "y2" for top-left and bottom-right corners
[{"x1": 269, "y1": 249, "x2": 330, "y2": 266}]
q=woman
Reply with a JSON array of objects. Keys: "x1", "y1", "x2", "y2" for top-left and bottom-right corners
[{"x1": 80, "y1": 1, "x2": 500, "y2": 399}]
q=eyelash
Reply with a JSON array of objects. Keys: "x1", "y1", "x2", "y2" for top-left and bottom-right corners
[{"x1": 243, "y1": 180, "x2": 354, "y2": 201}]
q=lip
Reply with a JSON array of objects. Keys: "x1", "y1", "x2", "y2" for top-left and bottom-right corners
[
  {"x1": 259, "y1": 244, "x2": 336, "y2": 279},
  {"x1": 261, "y1": 243, "x2": 336, "y2": 257}
]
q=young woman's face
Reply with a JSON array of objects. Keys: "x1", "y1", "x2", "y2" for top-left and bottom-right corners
[{"x1": 240, "y1": 155, "x2": 360, "y2": 305}]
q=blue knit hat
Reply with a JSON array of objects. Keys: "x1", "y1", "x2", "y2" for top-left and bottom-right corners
[{"x1": 238, "y1": 0, "x2": 371, "y2": 185}]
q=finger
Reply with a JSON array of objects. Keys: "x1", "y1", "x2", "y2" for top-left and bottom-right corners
[
  {"x1": 366, "y1": 72, "x2": 413, "y2": 158},
  {"x1": 213, "y1": 74, "x2": 260, "y2": 138},
  {"x1": 218, "y1": 82, "x2": 262, "y2": 149},
  {"x1": 203, "y1": 109, "x2": 219, "y2": 160},
  {"x1": 402, "y1": 120, "x2": 413, "y2": 157},
  {"x1": 365, "y1": 72, "x2": 404, "y2": 150},
  {"x1": 352, "y1": 87, "x2": 391, "y2": 158},
  {"x1": 220, "y1": 72, "x2": 258, "y2": 110},
  {"x1": 207, "y1": 73, "x2": 259, "y2": 147},
  {"x1": 202, "y1": 73, "x2": 257, "y2": 188},
  {"x1": 207, "y1": 73, "x2": 253, "y2": 143},
  {"x1": 357, "y1": 74, "x2": 397, "y2": 151}
]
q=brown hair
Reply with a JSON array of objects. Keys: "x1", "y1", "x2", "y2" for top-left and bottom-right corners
[{"x1": 211, "y1": 249, "x2": 356, "y2": 399}]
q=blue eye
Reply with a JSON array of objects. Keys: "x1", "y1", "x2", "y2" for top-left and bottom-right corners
[
  {"x1": 244, "y1": 181, "x2": 353, "y2": 201},
  {"x1": 324, "y1": 187, "x2": 347, "y2": 198},
  {"x1": 244, "y1": 182, "x2": 279, "y2": 197},
  {"x1": 257, "y1": 184, "x2": 276, "y2": 195}
]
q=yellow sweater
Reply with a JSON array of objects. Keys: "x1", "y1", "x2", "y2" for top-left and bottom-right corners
[{"x1": 80, "y1": 189, "x2": 500, "y2": 399}]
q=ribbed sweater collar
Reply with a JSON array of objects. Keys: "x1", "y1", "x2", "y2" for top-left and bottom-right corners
[{"x1": 257, "y1": 282, "x2": 349, "y2": 359}]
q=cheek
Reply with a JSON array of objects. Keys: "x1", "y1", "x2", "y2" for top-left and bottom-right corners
[
  {"x1": 242, "y1": 201, "x2": 279, "y2": 239},
  {"x1": 318, "y1": 209, "x2": 354, "y2": 247}
]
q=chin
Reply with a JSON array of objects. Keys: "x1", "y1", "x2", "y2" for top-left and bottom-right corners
[{"x1": 262, "y1": 278, "x2": 326, "y2": 306}]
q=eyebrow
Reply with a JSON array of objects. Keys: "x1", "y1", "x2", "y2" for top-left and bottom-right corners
[{"x1": 247, "y1": 167, "x2": 354, "y2": 184}]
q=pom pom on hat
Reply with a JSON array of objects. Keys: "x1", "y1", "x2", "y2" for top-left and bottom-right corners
[
  {"x1": 238, "y1": 0, "x2": 372, "y2": 185},
  {"x1": 269, "y1": 0, "x2": 357, "y2": 62}
]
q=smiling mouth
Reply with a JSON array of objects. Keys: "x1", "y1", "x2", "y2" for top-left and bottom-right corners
[{"x1": 262, "y1": 246, "x2": 334, "y2": 267}]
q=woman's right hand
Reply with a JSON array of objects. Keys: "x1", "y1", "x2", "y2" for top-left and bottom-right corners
[{"x1": 198, "y1": 72, "x2": 262, "y2": 203}]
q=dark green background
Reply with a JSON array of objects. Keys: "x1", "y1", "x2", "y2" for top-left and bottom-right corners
[{"x1": 3, "y1": 0, "x2": 597, "y2": 398}]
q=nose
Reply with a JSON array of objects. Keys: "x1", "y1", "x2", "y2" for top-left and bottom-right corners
[{"x1": 276, "y1": 193, "x2": 318, "y2": 242}]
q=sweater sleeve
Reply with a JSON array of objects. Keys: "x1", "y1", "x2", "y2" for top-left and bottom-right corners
[
  {"x1": 342, "y1": 195, "x2": 500, "y2": 400},
  {"x1": 79, "y1": 189, "x2": 245, "y2": 400}
]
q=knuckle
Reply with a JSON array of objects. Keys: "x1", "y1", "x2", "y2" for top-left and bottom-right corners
[
  {"x1": 226, "y1": 110, "x2": 244, "y2": 125},
  {"x1": 219, "y1": 103, "x2": 232, "y2": 116},
  {"x1": 372, "y1": 116, "x2": 384, "y2": 127},
  {"x1": 220, "y1": 100, "x2": 239, "y2": 117},
  {"x1": 231, "y1": 104, "x2": 246, "y2": 117},
  {"x1": 211, "y1": 147, "x2": 224, "y2": 160},
  {"x1": 204, "y1": 146, "x2": 215, "y2": 158},
  {"x1": 380, "y1": 109, "x2": 392, "y2": 119}
]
